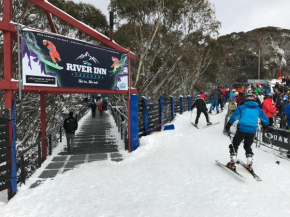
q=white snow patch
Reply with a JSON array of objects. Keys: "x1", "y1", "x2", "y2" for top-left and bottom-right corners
[{"x1": 1, "y1": 111, "x2": 290, "y2": 217}]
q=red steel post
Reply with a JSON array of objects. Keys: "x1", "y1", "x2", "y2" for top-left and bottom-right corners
[
  {"x1": 127, "y1": 47, "x2": 131, "y2": 152},
  {"x1": 40, "y1": 92, "x2": 47, "y2": 160},
  {"x1": 3, "y1": 0, "x2": 13, "y2": 200}
]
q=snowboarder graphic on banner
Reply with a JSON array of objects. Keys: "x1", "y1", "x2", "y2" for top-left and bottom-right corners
[
  {"x1": 63, "y1": 111, "x2": 78, "y2": 153},
  {"x1": 43, "y1": 39, "x2": 61, "y2": 66},
  {"x1": 224, "y1": 93, "x2": 269, "y2": 171},
  {"x1": 191, "y1": 94, "x2": 212, "y2": 127}
]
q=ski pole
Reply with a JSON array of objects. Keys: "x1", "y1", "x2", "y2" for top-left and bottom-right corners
[
  {"x1": 265, "y1": 128, "x2": 280, "y2": 165},
  {"x1": 228, "y1": 131, "x2": 240, "y2": 164},
  {"x1": 227, "y1": 131, "x2": 238, "y2": 160},
  {"x1": 190, "y1": 110, "x2": 192, "y2": 121}
]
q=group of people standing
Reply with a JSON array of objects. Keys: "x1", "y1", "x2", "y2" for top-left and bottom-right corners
[
  {"x1": 62, "y1": 98, "x2": 108, "y2": 153},
  {"x1": 90, "y1": 99, "x2": 106, "y2": 117},
  {"x1": 191, "y1": 82, "x2": 282, "y2": 172}
]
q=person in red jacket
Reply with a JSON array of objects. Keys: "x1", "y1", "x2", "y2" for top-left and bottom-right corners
[
  {"x1": 236, "y1": 92, "x2": 245, "y2": 106},
  {"x1": 98, "y1": 102, "x2": 103, "y2": 116},
  {"x1": 199, "y1": 90, "x2": 206, "y2": 100},
  {"x1": 262, "y1": 93, "x2": 277, "y2": 126}
]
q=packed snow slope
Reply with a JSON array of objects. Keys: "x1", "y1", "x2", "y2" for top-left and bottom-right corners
[{"x1": 1, "y1": 110, "x2": 290, "y2": 217}]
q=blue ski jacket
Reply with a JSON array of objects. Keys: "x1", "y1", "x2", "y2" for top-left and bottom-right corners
[
  {"x1": 228, "y1": 101, "x2": 269, "y2": 133},
  {"x1": 284, "y1": 104, "x2": 290, "y2": 116}
]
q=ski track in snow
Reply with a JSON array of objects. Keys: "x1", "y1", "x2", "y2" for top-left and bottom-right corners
[{"x1": 1, "y1": 109, "x2": 290, "y2": 217}]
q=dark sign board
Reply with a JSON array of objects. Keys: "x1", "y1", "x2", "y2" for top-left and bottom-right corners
[
  {"x1": 22, "y1": 29, "x2": 128, "y2": 91},
  {"x1": 262, "y1": 127, "x2": 290, "y2": 150},
  {"x1": 0, "y1": 118, "x2": 10, "y2": 192}
]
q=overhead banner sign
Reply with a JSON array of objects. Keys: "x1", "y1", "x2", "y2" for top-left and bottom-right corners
[
  {"x1": 247, "y1": 79, "x2": 268, "y2": 84},
  {"x1": 21, "y1": 29, "x2": 128, "y2": 90},
  {"x1": 262, "y1": 127, "x2": 290, "y2": 150}
]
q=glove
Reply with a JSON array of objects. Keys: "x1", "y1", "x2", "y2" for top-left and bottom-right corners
[
  {"x1": 225, "y1": 122, "x2": 232, "y2": 133},
  {"x1": 262, "y1": 124, "x2": 268, "y2": 131}
]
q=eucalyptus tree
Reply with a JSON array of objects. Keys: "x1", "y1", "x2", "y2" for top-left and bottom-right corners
[{"x1": 111, "y1": 0, "x2": 220, "y2": 97}]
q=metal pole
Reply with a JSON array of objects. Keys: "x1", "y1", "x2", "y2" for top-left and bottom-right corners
[
  {"x1": 258, "y1": 50, "x2": 260, "y2": 80},
  {"x1": 20, "y1": 155, "x2": 25, "y2": 184},
  {"x1": 38, "y1": 141, "x2": 42, "y2": 167},
  {"x1": 127, "y1": 47, "x2": 131, "y2": 152},
  {"x1": 49, "y1": 135, "x2": 52, "y2": 155},
  {"x1": 60, "y1": 126, "x2": 62, "y2": 142},
  {"x1": 17, "y1": 21, "x2": 22, "y2": 100}
]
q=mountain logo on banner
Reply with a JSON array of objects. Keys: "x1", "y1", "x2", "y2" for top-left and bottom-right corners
[
  {"x1": 75, "y1": 52, "x2": 99, "y2": 65},
  {"x1": 66, "y1": 52, "x2": 106, "y2": 75}
]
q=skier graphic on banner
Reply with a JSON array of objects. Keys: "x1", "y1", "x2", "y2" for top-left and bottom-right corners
[{"x1": 43, "y1": 39, "x2": 61, "y2": 66}]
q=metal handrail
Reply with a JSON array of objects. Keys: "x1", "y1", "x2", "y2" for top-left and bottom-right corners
[
  {"x1": 108, "y1": 103, "x2": 128, "y2": 149},
  {"x1": 19, "y1": 106, "x2": 89, "y2": 184}
]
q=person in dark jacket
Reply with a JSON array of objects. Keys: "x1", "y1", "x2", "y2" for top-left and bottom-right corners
[
  {"x1": 219, "y1": 87, "x2": 225, "y2": 110},
  {"x1": 209, "y1": 88, "x2": 220, "y2": 114},
  {"x1": 191, "y1": 94, "x2": 212, "y2": 127},
  {"x1": 225, "y1": 93, "x2": 269, "y2": 171},
  {"x1": 63, "y1": 111, "x2": 78, "y2": 153},
  {"x1": 90, "y1": 102, "x2": 97, "y2": 117}
]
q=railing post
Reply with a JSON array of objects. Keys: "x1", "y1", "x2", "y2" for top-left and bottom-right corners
[
  {"x1": 20, "y1": 156, "x2": 26, "y2": 184},
  {"x1": 188, "y1": 95, "x2": 192, "y2": 111},
  {"x1": 159, "y1": 95, "x2": 163, "y2": 131},
  {"x1": 49, "y1": 135, "x2": 52, "y2": 155},
  {"x1": 124, "y1": 129, "x2": 128, "y2": 150},
  {"x1": 142, "y1": 96, "x2": 149, "y2": 135},
  {"x1": 180, "y1": 96, "x2": 183, "y2": 114},
  {"x1": 130, "y1": 94, "x2": 139, "y2": 151},
  {"x1": 121, "y1": 123, "x2": 123, "y2": 140},
  {"x1": 60, "y1": 126, "x2": 62, "y2": 142},
  {"x1": 171, "y1": 96, "x2": 174, "y2": 121},
  {"x1": 38, "y1": 141, "x2": 42, "y2": 167}
]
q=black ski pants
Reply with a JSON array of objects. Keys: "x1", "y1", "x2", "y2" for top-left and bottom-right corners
[
  {"x1": 229, "y1": 130, "x2": 255, "y2": 156},
  {"x1": 218, "y1": 98, "x2": 224, "y2": 110},
  {"x1": 195, "y1": 109, "x2": 209, "y2": 124},
  {"x1": 268, "y1": 117, "x2": 274, "y2": 126}
]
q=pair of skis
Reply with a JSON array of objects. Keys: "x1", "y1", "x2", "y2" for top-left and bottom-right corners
[
  {"x1": 216, "y1": 160, "x2": 262, "y2": 181},
  {"x1": 191, "y1": 122, "x2": 219, "y2": 129}
]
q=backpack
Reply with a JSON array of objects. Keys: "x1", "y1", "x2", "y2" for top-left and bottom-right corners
[
  {"x1": 64, "y1": 117, "x2": 77, "y2": 133},
  {"x1": 228, "y1": 101, "x2": 237, "y2": 111}
]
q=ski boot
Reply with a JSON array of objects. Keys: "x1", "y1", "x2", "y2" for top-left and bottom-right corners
[
  {"x1": 208, "y1": 111, "x2": 212, "y2": 114},
  {"x1": 207, "y1": 122, "x2": 212, "y2": 126},
  {"x1": 227, "y1": 154, "x2": 237, "y2": 170},
  {"x1": 246, "y1": 154, "x2": 253, "y2": 171}
]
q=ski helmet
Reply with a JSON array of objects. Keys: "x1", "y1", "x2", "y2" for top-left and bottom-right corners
[
  {"x1": 265, "y1": 93, "x2": 273, "y2": 98},
  {"x1": 245, "y1": 93, "x2": 257, "y2": 101}
]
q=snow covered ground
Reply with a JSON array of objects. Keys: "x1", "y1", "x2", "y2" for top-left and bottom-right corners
[{"x1": 1, "y1": 109, "x2": 290, "y2": 217}]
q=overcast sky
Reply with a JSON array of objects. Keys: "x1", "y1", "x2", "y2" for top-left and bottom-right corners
[{"x1": 73, "y1": 0, "x2": 290, "y2": 36}]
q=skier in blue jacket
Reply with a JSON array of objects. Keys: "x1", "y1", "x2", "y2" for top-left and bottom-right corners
[
  {"x1": 224, "y1": 93, "x2": 269, "y2": 171},
  {"x1": 284, "y1": 102, "x2": 290, "y2": 129}
]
